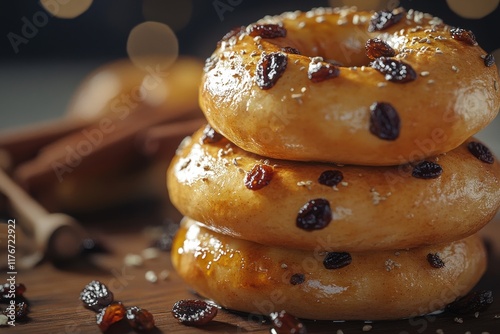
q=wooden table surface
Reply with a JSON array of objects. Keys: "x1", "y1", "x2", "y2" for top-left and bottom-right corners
[{"x1": 1, "y1": 202, "x2": 499, "y2": 334}]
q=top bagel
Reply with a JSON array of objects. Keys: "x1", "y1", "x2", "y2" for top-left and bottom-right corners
[{"x1": 200, "y1": 7, "x2": 500, "y2": 165}]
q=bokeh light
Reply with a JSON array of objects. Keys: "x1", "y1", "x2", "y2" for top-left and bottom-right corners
[
  {"x1": 40, "y1": 0, "x2": 93, "y2": 19},
  {"x1": 446, "y1": 0, "x2": 499, "y2": 19},
  {"x1": 142, "y1": 0, "x2": 193, "y2": 31},
  {"x1": 126, "y1": 21, "x2": 179, "y2": 72}
]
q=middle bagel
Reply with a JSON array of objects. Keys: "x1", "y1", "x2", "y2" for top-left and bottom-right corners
[{"x1": 167, "y1": 125, "x2": 500, "y2": 252}]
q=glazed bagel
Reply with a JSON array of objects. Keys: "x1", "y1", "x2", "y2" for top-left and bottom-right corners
[
  {"x1": 200, "y1": 7, "x2": 500, "y2": 165},
  {"x1": 167, "y1": 125, "x2": 500, "y2": 251},
  {"x1": 172, "y1": 218, "x2": 487, "y2": 320}
]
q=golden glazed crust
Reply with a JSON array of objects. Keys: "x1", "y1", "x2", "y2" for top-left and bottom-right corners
[
  {"x1": 171, "y1": 218, "x2": 487, "y2": 320},
  {"x1": 200, "y1": 7, "x2": 500, "y2": 165},
  {"x1": 167, "y1": 126, "x2": 500, "y2": 251}
]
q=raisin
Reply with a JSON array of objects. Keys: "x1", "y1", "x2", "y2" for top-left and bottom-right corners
[
  {"x1": 450, "y1": 28, "x2": 477, "y2": 46},
  {"x1": 365, "y1": 38, "x2": 396, "y2": 59},
  {"x1": 14, "y1": 284, "x2": 26, "y2": 298},
  {"x1": 256, "y1": 52, "x2": 288, "y2": 90},
  {"x1": 80, "y1": 280, "x2": 114, "y2": 312},
  {"x1": 484, "y1": 53, "x2": 495, "y2": 67},
  {"x1": 172, "y1": 299, "x2": 218, "y2": 326},
  {"x1": 369, "y1": 102, "x2": 400, "y2": 140},
  {"x1": 281, "y1": 46, "x2": 301, "y2": 55},
  {"x1": 318, "y1": 170, "x2": 343, "y2": 187},
  {"x1": 468, "y1": 141, "x2": 494, "y2": 164},
  {"x1": 308, "y1": 61, "x2": 340, "y2": 83},
  {"x1": 269, "y1": 310, "x2": 307, "y2": 334},
  {"x1": 126, "y1": 306, "x2": 155, "y2": 332},
  {"x1": 96, "y1": 302, "x2": 126, "y2": 332},
  {"x1": 5, "y1": 302, "x2": 29, "y2": 322},
  {"x1": 244, "y1": 164, "x2": 274, "y2": 190},
  {"x1": 201, "y1": 124, "x2": 223, "y2": 144},
  {"x1": 427, "y1": 253, "x2": 445, "y2": 268},
  {"x1": 446, "y1": 290, "x2": 493, "y2": 315},
  {"x1": 289, "y1": 273, "x2": 305, "y2": 285},
  {"x1": 296, "y1": 198, "x2": 332, "y2": 231},
  {"x1": 217, "y1": 26, "x2": 245, "y2": 47},
  {"x1": 368, "y1": 10, "x2": 403, "y2": 32},
  {"x1": 371, "y1": 57, "x2": 417, "y2": 83},
  {"x1": 249, "y1": 24, "x2": 287, "y2": 39},
  {"x1": 411, "y1": 161, "x2": 443, "y2": 179},
  {"x1": 323, "y1": 252, "x2": 352, "y2": 269},
  {"x1": 0, "y1": 283, "x2": 26, "y2": 302}
]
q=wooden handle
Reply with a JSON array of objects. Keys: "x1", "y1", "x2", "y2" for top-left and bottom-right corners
[
  {"x1": 0, "y1": 167, "x2": 85, "y2": 260},
  {"x1": 0, "y1": 167, "x2": 47, "y2": 226}
]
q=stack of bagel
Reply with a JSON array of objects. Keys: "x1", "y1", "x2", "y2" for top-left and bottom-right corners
[{"x1": 167, "y1": 6, "x2": 500, "y2": 320}]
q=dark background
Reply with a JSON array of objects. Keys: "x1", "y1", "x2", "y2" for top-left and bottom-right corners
[
  {"x1": 1, "y1": 0, "x2": 499, "y2": 61},
  {"x1": 0, "y1": 1, "x2": 499, "y2": 132}
]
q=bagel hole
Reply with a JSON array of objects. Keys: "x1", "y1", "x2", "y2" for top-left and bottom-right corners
[
  {"x1": 302, "y1": 46, "x2": 372, "y2": 68},
  {"x1": 322, "y1": 48, "x2": 372, "y2": 68},
  {"x1": 274, "y1": 36, "x2": 373, "y2": 67}
]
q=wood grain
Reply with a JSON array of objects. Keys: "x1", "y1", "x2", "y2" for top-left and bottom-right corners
[{"x1": 2, "y1": 207, "x2": 499, "y2": 334}]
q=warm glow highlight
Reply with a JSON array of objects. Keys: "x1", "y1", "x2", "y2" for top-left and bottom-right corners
[
  {"x1": 446, "y1": 0, "x2": 499, "y2": 19},
  {"x1": 126, "y1": 21, "x2": 179, "y2": 72},
  {"x1": 40, "y1": 0, "x2": 93, "y2": 19}
]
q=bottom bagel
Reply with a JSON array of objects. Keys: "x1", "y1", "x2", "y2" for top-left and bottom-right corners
[{"x1": 172, "y1": 217, "x2": 487, "y2": 321}]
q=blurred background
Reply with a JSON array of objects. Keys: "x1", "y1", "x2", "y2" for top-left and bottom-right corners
[{"x1": 0, "y1": 0, "x2": 499, "y2": 129}]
